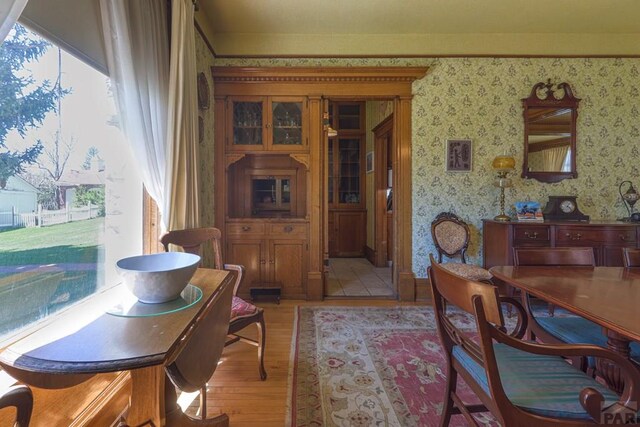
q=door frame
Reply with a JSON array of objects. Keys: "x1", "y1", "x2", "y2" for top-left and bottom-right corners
[
  {"x1": 211, "y1": 66, "x2": 429, "y2": 301},
  {"x1": 372, "y1": 114, "x2": 394, "y2": 268}
]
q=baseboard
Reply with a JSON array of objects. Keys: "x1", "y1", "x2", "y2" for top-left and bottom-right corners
[
  {"x1": 364, "y1": 246, "x2": 375, "y2": 265},
  {"x1": 415, "y1": 277, "x2": 433, "y2": 302}
]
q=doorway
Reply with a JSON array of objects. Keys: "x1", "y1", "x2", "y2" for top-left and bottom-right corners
[{"x1": 324, "y1": 100, "x2": 395, "y2": 298}]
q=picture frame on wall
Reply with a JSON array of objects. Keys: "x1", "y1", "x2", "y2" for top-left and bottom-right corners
[
  {"x1": 366, "y1": 151, "x2": 374, "y2": 173},
  {"x1": 445, "y1": 139, "x2": 472, "y2": 172}
]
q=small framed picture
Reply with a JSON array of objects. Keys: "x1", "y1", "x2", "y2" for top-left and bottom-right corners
[
  {"x1": 514, "y1": 201, "x2": 544, "y2": 221},
  {"x1": 445, "y1": 139, "x2": 472, "y2": 172},
  {"x1": 366, "y1": 151, "x2": 374, "y2": 173}
]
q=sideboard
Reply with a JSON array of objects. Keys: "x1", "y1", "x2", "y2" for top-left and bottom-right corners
[{"x1": 482, "y1": 220, "x2": 640, "y2": 268}]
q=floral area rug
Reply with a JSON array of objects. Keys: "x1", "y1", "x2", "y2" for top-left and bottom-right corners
[{"x1": 287, "y1": 306, "x2": 499, "y2": 427}]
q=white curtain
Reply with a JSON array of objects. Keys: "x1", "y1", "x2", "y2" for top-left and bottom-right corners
[
  {"x1": 542, "y1": 146, "x2": 569, "y2": 172},
  {"x1": 100, "y1": 0, "x2": 170, "y2": 229},
  {"x1": 0, "y1": 0, "x2": 28, "y2": 41},
  {"x1": 167, "y1": 0, "x2": 199, "y2": 230}
]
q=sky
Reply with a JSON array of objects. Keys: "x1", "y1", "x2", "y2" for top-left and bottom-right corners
[{"x1": 3, "y1": 24, "x2": 131, "y2": 174}]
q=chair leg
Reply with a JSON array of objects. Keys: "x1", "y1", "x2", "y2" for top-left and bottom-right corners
[
  {"x1": 257, "y1": 314, "x2": 267, "y2": 380},
  {"x1": 440, "y1": 361, "x2": 457, "y2": 427},
  {"x1": 548, "y1": 303, "x2": 556, "y2": 317},
  {"x1": 200, "y1": 386, "x2": 207, "y2": 420}
]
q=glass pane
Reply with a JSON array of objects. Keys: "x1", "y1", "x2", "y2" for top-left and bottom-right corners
[
  {"x1": 0, "y1": 24, "x2": 142, "y2": 339},
  {"x1": 328, "y1": 141, "x2": 334, "y2": 204},
  {"x1": 281, "y1": 179, "x2": 291, "y2": 204},
  {"x1": 338, "y1": 138, "x2": 360, "y2": 204},
  {"x1": 272, "y1": 102, "x2": 302, "y2": 145},
  {"x1": 337, "y1": 104, "x2": 361, "y2": 130},
  {"x1": 233, "y1": 101, "x2": 262, "y2": 145}
]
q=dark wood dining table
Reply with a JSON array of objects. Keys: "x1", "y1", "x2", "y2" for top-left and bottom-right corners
[
  {"x1": 490, "y1": 265, "x2": 640, "y2": 393},
  {"x1": 0, "y1": 268, "x2": 234, "y2": 426}
]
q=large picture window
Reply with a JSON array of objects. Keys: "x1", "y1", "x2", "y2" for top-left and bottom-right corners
[{"x1": 0, "y1": 24, "x2": 142, "y2": 339}]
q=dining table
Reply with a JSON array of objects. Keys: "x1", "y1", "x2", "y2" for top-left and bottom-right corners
[
  {"x1": 0, "y1": 268, "x2": 234, "y2": 427},
  {"x1": 490, "y1": 265, "x2": 640, "y2": 393}
]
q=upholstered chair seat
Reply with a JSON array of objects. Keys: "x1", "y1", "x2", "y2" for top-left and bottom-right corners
[
  {"x1": 439, "y1": 262, "x2": 493, "y2": 282},
  {"x1": 452, "y1": 343, "x2": 622, "y2": 421},
  {"x1": 231, "y1": 295, "x2": 259, "y2": 321}
]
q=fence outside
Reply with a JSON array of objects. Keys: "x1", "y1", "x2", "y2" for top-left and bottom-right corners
[{"x1": 0, "y1": 204, "x2": 100, "y2": 228}]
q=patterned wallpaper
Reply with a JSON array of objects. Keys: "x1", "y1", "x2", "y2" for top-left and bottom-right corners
[
  {"x1": 212, "y1": 57, "x2": 640, "y2": 278},
  {"x1": 195, "y1": 31, "x2": 215, "y2": 228}
]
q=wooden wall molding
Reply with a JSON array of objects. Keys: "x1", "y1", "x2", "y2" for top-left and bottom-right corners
[
  {"x1": 211, "y1": 67, "x2": 429, "y2": 83},
  {"x1": 289, "y1": 154, "x2": 310, "y2": 170}
]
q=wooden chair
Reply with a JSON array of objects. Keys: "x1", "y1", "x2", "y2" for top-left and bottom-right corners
[
  {"x1": 0, "y1": 378, "x2": 33, "y2": 427},
  {"x1": 429, "y1": 254, "x2": 640, "y2": 426},
  {"x1": 623, "y1": 248, "x2": 640, "y2": 267},
  {"x1": 431, "y1": 212, "x2": 492, "y2": 283},
  {"x1": 514, "y1": 247, "x2": 595, "y2": 316},
  {"x1": 514, "y1": 247, "x2": 640, "y2": 372},
  {"x1": 161, "y1": 227, "x2": 267, "y2": 381},
  {"x1": 165, "y1": 271, "x2": 234, "y2": 425}
]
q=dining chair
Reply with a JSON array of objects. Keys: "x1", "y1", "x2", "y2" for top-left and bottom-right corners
[
  {"x1": 161, "y1": 227, "x2": 267, "y2": 381},
  {"x1": 514, "y1": 247, "x2": 640, "y2": 372},
  {"x1": 0, "y1": 378, "x2": 33, "y2": 427},
  {"x1": 430, "y1": 212, "x2": 492, "y2": 283},
  {"x1": 165, "y1": 271, "x2": 234, "y2": 424},
  {"x1": 429, "y1": 254, "x2": 640, "y2": 426},
  {"x1": 514, "y1": 246, "x2": 595, "y2": 316},
  {"x1": 623, "y1": 248, "x2": 640, "y2": 267}
]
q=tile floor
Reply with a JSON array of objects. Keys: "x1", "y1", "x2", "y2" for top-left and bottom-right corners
[{"x1": 325, "y1": 257, "x2": 394, "y2": 297}]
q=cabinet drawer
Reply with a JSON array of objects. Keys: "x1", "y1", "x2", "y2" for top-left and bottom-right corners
[
  {"x1": 513, "y1": 225, "x2": 551, "y2": 244},
  {"x1": 227, "y1": 223, "x2": 265, "y2": 236},
  {"x1": 556, "y1": 227, "x2": 636, "y2": 244},
  {"x1": 269, "y1": 223, "x2": 307, "y2": 237}
]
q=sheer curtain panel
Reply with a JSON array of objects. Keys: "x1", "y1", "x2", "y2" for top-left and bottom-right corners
[
  {"x1": 0, "y1": 0, "x2": 28, "y2": 41},
  {"x1": 100, "y1": 0, "x2": 171, "y2": 229}
]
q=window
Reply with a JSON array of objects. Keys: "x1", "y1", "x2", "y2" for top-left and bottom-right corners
[{"x1": 0, "y1": 24, "x2": 142, "y2": 339}]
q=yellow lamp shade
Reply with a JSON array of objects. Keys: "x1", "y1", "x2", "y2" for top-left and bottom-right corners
[{"x1": 492, "y1": 155, "x2": 516, "y2": 171}]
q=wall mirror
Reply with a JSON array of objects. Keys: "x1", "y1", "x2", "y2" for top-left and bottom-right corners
[{"x1": 522, "y1": 80, "x2": 579, "y2": 183}]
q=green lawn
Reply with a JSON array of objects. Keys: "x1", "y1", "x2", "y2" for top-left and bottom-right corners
[{"x1": 0, "y1": 217, "x2": 104, "y2": 266}]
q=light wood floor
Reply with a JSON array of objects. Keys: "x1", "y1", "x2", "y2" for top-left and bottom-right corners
[{"x1": 195, "y1": 299, "x2": 426, "y2": 426}]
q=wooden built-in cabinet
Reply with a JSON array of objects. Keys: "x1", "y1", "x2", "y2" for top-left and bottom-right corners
[
  {"x1": 327, "y1": 102, "x2": 367, "y2": 257},
  {"x1": 483, "y1": 220, "x2": 640, "y2": 268},
  {"x1": 226, "y1": 221, "x2": 308, "y2": 299},
  {"x1": 227, "y1": 96, "x2": 308, "y2": 152}
]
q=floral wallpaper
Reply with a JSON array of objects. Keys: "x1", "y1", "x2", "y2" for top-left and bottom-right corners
[
  {"x1": 195, "y1": 30, "x2": 215, "y2": 228},
  {"x1": 211, "y1": 56, "x2": 640, "y2": 278}
]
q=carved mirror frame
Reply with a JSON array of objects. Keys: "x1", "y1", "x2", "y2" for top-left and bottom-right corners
[{"x1": 522, "y1": 80, "x2": 580, "y2": 183}]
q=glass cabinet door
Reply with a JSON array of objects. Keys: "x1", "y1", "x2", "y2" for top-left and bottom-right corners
[
  {"x1": 232, "y1": 100, "x2": 263, "y2": 146},
  {"x1": 338, "y1": 138, "x2": 361, "y2": 205},
  {"x1": 271, "y1": 101, "x2": 303, "y2": 147}
]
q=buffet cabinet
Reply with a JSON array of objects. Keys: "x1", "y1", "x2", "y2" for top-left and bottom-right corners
[
  {"x1": 226, "y1": 220, "x2": 308, "y2": 299},
  {"x1": 483, "y1": 220, "x2": 640, "y2": 268}
]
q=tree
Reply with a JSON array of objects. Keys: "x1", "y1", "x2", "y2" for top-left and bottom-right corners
[
  {"x1": 82, "y1": 146, "x2": 100, "y2": 170},
  {"x1": 0, "y1": 24, "x2": 63, "y2": 187}
]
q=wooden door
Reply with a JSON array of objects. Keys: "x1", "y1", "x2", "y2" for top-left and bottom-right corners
[
  {"x1": 373, "y1": 114, "x2": 393, "y2": 267},
  {"x1": 334, "y1": 211, "x2": 366, "y2": 257},
  {"x1": 269, "y1": 239, "x2": 307, "y2": 298},
  {"x1": 227, "y1": 239, "x2": 265, "y2": 296}
]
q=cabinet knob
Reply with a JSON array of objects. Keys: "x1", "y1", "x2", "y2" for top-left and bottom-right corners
[
  {"x1": 242, "y1": 226, "x2": 251, "y2": 231},
  {"x1": 266, "y1": 123, "x2": 271, "y2": 128},
  {"x1": 620, "y1": 234, "x2": 628, "y2": 241},
  {"x1": 524, "y1": 231, "x2": 538, "y2": 239},
  {"x1": 269, "y1": 260, "x2": 275, "y2": 265},
  {"x1": 284, "y1": 225, "x2": 294, "y2": 233},
  {"x1": 565, "y1": 232, "x2": 582, "y2": 241},
  {"x1": 260, "y1": 259, "x2": 266, "y2": 264}
]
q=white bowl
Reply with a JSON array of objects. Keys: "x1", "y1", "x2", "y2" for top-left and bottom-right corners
[{"x1": 116, "y1": 252, "x2": 201, "y2": 304}]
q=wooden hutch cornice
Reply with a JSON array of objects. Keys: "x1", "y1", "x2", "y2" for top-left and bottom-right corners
[{"x1": 211, "y1": 66, "x2": 429, "y2": 97}]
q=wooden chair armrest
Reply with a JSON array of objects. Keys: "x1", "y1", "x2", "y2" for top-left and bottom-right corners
[
  {"x1": 494, "y1": 329, "x2": 640, "y2": 406},
  {"x1": 223, "y1": 263, "x2": 245, "y2": 296},
  {"x1": 498, "y1": 296, "x2": 528, "y2": 339}
]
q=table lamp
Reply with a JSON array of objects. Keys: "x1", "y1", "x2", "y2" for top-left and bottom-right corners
[
  {"x1": 618, "y1": 180, "x2": 640, "y2": 221},
  {"x1": 492, "y1": 155, "x2": 515, "y2": 221}
]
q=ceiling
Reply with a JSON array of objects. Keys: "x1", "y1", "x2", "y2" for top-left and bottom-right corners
[{"x1": 196, "y1": 0, "x2": 640, "y2": 56}]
